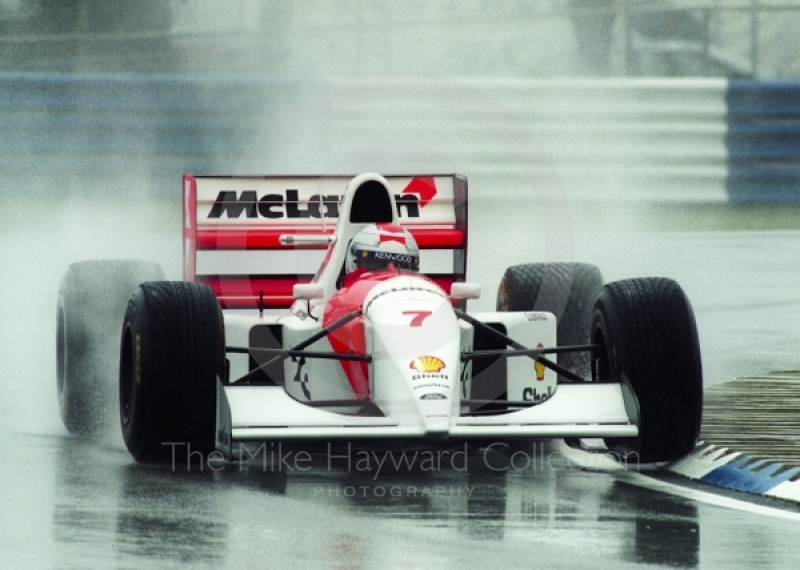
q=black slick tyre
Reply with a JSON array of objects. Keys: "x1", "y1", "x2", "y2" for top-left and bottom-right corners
[
  {"x1": 592, "y1": 278, "x2": 703, "y2": 463},
  {"x1": 57, "y1": 260, "x2": 164, "y2": 436},
  {"x1": 497, "y1": 262, "x2": 604, "y2": 380},
  {"x1": 119, "y1": 281, "x2": 225, "y2": 464}
]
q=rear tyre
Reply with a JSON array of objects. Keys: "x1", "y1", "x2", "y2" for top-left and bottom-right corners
[
  {"x1": 592, "y1": 278, "x2": 703, "y2": 463},
  {"x1": 120, "y1": 281, "x2": 225, "y2": 463},
  {"x1": 497, "y1": 262, "x2": 604, "y2": 380},
  {"x1": 57, "y1": 260, "x2": 164, "y2": 436}
]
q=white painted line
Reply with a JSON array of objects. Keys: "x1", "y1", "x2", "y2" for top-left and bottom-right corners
[
  {"x1": 668, "y1": 444, "x2": 743, "y2": 480},
  {"x1": 766, "y1": 480, "x2": 800, "y2": 503}
]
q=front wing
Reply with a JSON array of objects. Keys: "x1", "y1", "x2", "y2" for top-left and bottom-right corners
[{"x1": 216, "y1": 380, "x2": 638, "y2": 451}]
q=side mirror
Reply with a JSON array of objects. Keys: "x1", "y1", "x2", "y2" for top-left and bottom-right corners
[
  {"x1": 450, "y1": 282, "x2": 481, "y2": 300},
  {"x1": 293, "y1": 283, "x2": 324, "y2": 300}
]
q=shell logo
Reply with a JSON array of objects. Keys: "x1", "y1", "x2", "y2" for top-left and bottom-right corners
[{"x1": 410, "y1": 356, "x2": 446, "y2": 373}]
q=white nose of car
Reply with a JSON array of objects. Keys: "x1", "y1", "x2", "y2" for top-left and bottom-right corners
[{"x1": 363, "y1": 275, "x2": 461, "y2": 436}]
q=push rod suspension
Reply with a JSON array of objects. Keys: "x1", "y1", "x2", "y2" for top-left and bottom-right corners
[
  {"x1": 233, "y1": 309, "x2": 362, "y2": 384},
  {"x1": 462, "y1": 343, "x2": 602, "y2": 360},
  {"x1": 227, "y1": 346, "x2": 370, "y2": 362}
]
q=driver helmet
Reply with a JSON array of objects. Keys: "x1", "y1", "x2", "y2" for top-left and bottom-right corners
[{"x1": 346, "y1": 223, "x2": 420, "y2": 274}]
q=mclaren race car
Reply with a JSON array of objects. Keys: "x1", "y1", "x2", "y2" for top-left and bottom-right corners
[{"x1": 56, "y1": 173, "x2": 703, "y2": 465}]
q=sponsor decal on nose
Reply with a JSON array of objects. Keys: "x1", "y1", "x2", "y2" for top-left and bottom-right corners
[
  {"x1": 420, "y1": 393, "x2": 448, "y2": 400},
  {"x1": 410, "y1": 355, "x2": 446, "y2": 373}
]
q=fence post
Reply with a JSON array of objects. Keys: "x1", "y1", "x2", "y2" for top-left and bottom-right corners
[
  {"x1": 622, "y1": 0, "x2": 631, "y2": 76},
  {"x1": 751, "y1": 0, "x2": 759, "y2": 77}
]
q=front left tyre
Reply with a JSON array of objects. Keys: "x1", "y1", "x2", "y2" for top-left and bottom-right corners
[{"x1": 120, "y1": 281, "x2": 225, "y2": 463}]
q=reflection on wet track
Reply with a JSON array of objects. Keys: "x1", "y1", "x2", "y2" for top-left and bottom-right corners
[
  {"x1": 46, "y1": 435, "x2": 708, "y2": 569},
  {"x1": 6, "y1": 406, "x2": 800, "y2": 569}
]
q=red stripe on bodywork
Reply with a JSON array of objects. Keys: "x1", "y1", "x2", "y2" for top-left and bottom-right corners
[
  {"x1": 196, "y1": 274, "x2": 460, "y2": 310},
  {"x1": 402, "y1": 177, "x2": 437, "y2": 207},
  {"x1": 195, "y1": 228, "x2": 465, "y2": 250},
  {"x1": 323, "y1": 289, "x2": 370, "y2": 399},
  {"x1": 196, "y1": 275, "x2": 312, "y2": 309},
  {"x1": 183, "y1": 175, "x2": 197, "y2": 281},
  {"x1": 215, "y1": 295, "x2": 296, "y2": 309}
]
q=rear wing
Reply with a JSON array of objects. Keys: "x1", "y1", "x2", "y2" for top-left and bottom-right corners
[{"x1": 183, "y1": 174, "x2": 468, "y2": 309}]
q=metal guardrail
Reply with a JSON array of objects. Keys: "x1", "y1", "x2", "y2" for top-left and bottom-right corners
[
  {"x1": 0, "y1": 74, "x2": 733, "y2": 202},
  {"x1": 0, "y1": 73, "x2": 295, "y2": 195},
  {"x1": 1, "y1": 70, "x2": 798, "y2": 202}
]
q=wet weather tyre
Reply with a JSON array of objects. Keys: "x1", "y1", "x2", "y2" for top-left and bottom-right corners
[
  {"x1": 592, "y1": 278, "x2": 703, "y2": 463},
  {"x1": 497, "y1": 263, "x2": 604, "y2": 380},
  {"x1": 120, "y1": 281, "x2": 225, "y2": 464},
  {"x1": 57, "y1": 260, "x2": 164, "y2": 436}
]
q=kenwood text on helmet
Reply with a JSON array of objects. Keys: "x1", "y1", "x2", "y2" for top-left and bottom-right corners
[{"x1": 345, "y1": 223, "x2": 420, "y2": 274}]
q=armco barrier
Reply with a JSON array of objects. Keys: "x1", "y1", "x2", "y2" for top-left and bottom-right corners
[
  {"x1": 0, "y1": 73, "x2": 303, "y2": 196},
  {"x1": 317, "y1": 78, "x2": 729, "y2": 202},
  {"x1": 726, "y1": 81, "x2": 800, "y2": 204},
  {"x1": 1, "y1": 74, "x2": 796, "y2": 202}
]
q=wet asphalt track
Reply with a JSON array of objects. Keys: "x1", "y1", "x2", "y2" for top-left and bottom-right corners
[{"x1": 3, "y1": 196, "x2": 800, "y2": 568}]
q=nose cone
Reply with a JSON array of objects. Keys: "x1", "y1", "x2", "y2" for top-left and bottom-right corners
[
  {"x1": 409, "y1": 355, "x2": 455, "y2": 436},
  {"x1": 364, "y1": 274, "x2": 461, "y2": 437}
]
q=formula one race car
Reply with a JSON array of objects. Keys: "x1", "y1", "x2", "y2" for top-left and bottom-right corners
[{"x1": 56, "y1": 173, "x2": 703, "y2": 465}]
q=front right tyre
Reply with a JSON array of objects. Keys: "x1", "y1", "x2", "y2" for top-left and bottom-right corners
[{"x1": 592, "y1": 278, "x2": 703, "y2": 463}]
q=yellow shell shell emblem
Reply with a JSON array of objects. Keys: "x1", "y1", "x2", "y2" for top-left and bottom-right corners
[
  {"x1": 409, "y1": 355, "x2": 446, "y2": 373},
  {"x1": 534, "y1": 343, "x2": 546, "y2": 381}
]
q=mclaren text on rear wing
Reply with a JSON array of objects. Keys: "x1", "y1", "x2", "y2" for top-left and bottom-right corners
[{"x1": 183, "y1": 175, "x2": 468, "y2": 309}]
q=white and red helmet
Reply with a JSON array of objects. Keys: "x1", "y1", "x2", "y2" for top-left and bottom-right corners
[{"x1": 346, "y1": 223, "x2": 420, "y2": 274}]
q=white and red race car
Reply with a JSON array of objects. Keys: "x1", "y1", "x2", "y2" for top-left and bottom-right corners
[{"x1": 56, "y1": 173, "x2": 703, "y2": 465}]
